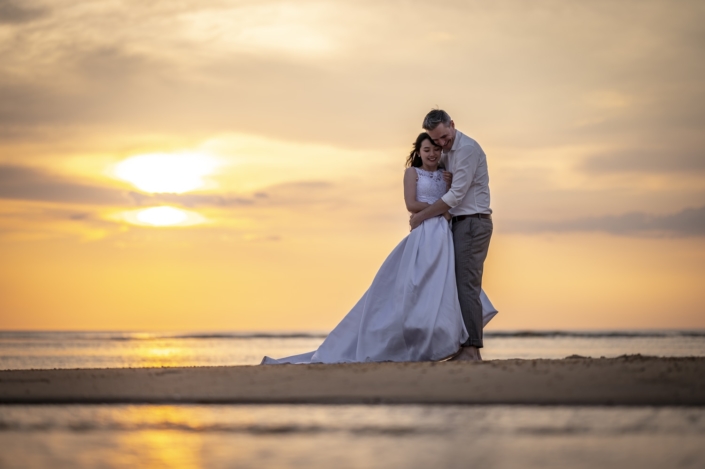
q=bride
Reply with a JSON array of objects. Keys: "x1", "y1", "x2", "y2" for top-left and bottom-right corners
[{"x1": 261, "y1": 133, "x2": 497, "y2": 364}]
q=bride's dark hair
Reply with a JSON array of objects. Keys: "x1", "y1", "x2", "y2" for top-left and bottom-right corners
[{"x1": 406, "y1": 132, "x2": 441, "y2": 168}]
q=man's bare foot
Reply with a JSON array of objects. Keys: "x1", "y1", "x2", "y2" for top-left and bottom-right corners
[{"x1": 449, "y1": 346, "x2": 482, "y2": 361}]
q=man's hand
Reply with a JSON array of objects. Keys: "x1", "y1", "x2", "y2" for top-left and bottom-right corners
[
  {"x1": 443, "y1": 171, "x2": 453, "y2": 189},
  {"x1": 410, "y1": 199, "x2": 452, "y2": 231}
]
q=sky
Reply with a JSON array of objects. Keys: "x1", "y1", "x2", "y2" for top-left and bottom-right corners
[{"x1": 0, "y1": 0, "x2": 703, "y2": 332}]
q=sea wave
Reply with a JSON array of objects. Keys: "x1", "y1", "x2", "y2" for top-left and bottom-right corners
[
  {"x1": 0, "y1": 420, "x2": 430, "y2": 435},
  {"x1": 485, "y1": 331, "x2": 705, "y2": 338},
  {"x1": 1, "y1": 330, "x2": 704, "y2": 341},
  {"x1": 1, "y1": 416, "x2": 702, "y2": 436},
  {"x1": 0, "y1": 331, "x2": 329, "y2": 341}
]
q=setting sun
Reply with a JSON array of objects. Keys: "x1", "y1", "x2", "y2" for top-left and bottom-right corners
[
  {"x1": 120, "y1": 206, "x2": 205, "y2": 227},
  {"x1": 114, "y1": 153, "x2": 218, "y2": 193},
  {"x1": 137, "y1": 206, "x2": 188, "y2": 226}
]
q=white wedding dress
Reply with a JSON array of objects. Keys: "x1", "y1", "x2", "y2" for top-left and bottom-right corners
[{"x1": 262, "y1": 167, "x2": 498, "y2": 364}]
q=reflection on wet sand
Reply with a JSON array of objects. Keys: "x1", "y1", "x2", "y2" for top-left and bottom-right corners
[
  {"x1": 118, "y1": 430, "x2": 203, "y2": 469},
  {"x1": 0, "y1": 405, "x2": 704, "y2": 469}
]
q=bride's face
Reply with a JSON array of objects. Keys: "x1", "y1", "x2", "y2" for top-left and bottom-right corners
[{"x1": 419, "y1": 139, "x2": 442, "y2": 169}]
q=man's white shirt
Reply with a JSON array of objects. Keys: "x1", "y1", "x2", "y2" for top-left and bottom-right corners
[{"x1": 440, "y1": 130, "x2": 492, "y2": 216}]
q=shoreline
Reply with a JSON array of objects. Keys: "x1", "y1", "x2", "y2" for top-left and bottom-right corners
[{"x1": 1, "y1": 355, "x2": 703, "y2": 406}]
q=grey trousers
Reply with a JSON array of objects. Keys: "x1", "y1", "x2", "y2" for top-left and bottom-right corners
[{"x1": 452, "y1": 216, "x2": 493, "y2": 348}]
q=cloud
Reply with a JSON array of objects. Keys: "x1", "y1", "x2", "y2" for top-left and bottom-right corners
[
  {"x1": 504, "y1": 205, "x2": 705, "y2": 237},
  {"x1": 0, "y1": 164, "x2": 339, "y2": 209},
  {"x1": 127, "y1": 192, "x2": 256, "y2": 208},
  {"x1": 2, "y1": 0, "x2": 700, "y2": 151},
  {"x1": 0, "y1": 0, "x2": 704, "y2": 228},
  {"x1": 0, "y1": 45, "x2": 162, "y2": 131},
  {"x1": 580, "y1": 149, "x2": 705, "y2": 174},
  {"x1": 128, "y1": 181, "x2": 337, "y2": 208},
  {"x1": 0, "y1": 0, "x2": 47, "y2": 24},
  {"x1": 0, "y1": 165, "x2": 242, "y2": 208},
  {"x1": 0, "y1": 203, "x2": 123, "y2": 242},
  {"x1": 0, "y1": 165, "x2": 130, "y2": 205}
]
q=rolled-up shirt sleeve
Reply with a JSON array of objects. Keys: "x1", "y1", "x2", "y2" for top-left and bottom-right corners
[{"x1": 441, "y1": 143, "x2": 480, "y2": 208}]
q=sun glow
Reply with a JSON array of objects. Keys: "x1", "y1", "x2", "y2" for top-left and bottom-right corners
[
  {"x1": 137, "y1": 207, "x2": 187, "y2": 226},
  {"x1": 114, "y1": 152, "x2": 218, "y2": 193},
  {"x1": 121, "y1": 206, "x2": 205, "y2": 227}
]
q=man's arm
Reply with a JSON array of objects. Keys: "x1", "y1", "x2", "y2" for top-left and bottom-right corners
[
  {"x1": 410, "y1": 198, "x2": 450, "y2": 229},
  {"x1": 410, "y1": 144, "x2": 481, "y2": 230}
]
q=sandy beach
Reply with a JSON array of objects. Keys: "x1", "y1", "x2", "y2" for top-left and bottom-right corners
[{"x1": 1, "y1": 355, "x2": 703, "y2": 405}]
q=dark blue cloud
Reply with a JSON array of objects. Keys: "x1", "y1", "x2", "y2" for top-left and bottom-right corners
[
  {"x1": 0, "y1": 165, "x2": 131, "y2": 205},
  {"x1": 0, "y1": 164, "x2": 262, "y2": 207},
  {"x1": 580, "y1": 149, "x2": 705, "y2": 174},
  {"x1": 504, "y1": 205, "x2": 705, "y2": 237},
  {"x1": 0, "y1": 0, "x2": 47, "y2": 24}
]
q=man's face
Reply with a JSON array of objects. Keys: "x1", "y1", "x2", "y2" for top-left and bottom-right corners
[{"x1": 427, "y1": 121, "x2": 456, "y2": 152}]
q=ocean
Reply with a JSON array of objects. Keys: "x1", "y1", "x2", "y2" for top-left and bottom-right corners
[
  {"x1": 1, "y1": 330, "x2": 703, "y2": 468},
  {"x1": 1, "y1": 329, "x2": 703, "y2": 370}
]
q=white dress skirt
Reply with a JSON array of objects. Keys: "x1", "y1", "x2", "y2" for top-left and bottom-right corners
[{"x1": 262, "y1": 168, "x2": 498, "y2": 364}]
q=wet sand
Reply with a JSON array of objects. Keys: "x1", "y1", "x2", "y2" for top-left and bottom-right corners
[{"x1": 1, "y1": 355, "x2": 703, "y2": 405}]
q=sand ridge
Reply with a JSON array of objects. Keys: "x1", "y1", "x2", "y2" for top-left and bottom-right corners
[{"x1": 1, "y1": 355, "x2": 703, "y2": 405}]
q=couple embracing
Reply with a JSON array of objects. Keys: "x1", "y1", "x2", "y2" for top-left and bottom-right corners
[{"x1": 262, "y1": 109, "x2": 497, "y2": 364}]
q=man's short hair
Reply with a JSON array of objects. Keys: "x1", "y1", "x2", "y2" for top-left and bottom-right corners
[{"x1": 422, "y1": 109, "x2": 452, "y2": 131}]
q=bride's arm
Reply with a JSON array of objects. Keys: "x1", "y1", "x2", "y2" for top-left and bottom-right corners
[{"x1": 403, "y1": 168, "x2": 431, "y2": 213}]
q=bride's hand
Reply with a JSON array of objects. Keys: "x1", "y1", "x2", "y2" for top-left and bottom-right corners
[{"x1": 409, "y1": 213, "x2": 422, "y2": 231}]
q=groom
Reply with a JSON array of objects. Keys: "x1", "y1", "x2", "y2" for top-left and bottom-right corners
[{"x1": 410, "y1": 109, "x2": 493, "y2": 361}]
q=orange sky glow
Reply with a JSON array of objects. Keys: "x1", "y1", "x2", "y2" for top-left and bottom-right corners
[{"x1": 1, "y1": 0, "x2": 703, "y2": 331}]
